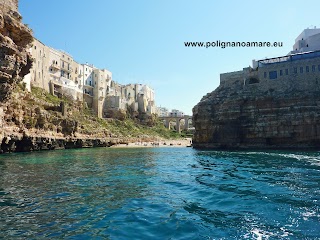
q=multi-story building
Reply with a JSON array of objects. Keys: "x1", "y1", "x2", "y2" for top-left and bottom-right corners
[
  {"x1": 221, "y1": 28, "x2": 320, "y2": 92},
  {"x1": 157, "y1": 107, "x2": 169, "y2": 117},
  {"x1": 291, "y1": 27, "x2": 320, "y2": 54},
  {"x1": 170, "y1": 109, "x2": 185, "y2": 117},
  {"x1": 93, "y1": 68, "x2": 112, "y2": 118},
  {"x1": 82, "y1": 63, "x2": 95, "y2": 108},
  {"x1": 28, "y1": 39, "x2": 50, "y2": 92},
  {"x1": 24, "y1": 38, "x2": 156, "y2": 118}
]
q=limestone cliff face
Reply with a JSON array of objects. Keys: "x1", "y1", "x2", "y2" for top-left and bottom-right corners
[
  {"x1": 0, "y1": 0, "x2": 33, "y2": 102},
  {"x1": 192, "y1": 76, "x2": 320, "y2": 149}
]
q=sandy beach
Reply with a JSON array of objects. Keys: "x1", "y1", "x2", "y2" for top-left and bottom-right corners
[{"x1": 111, "y1": 138, "x2": 193, "y2": 148}]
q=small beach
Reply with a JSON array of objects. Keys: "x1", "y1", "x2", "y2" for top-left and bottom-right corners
[{"x1": 111, "y1": 138, "x2": 192, "y2": 148}]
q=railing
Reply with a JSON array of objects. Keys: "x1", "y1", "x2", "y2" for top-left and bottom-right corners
[
  {"x1": 51, "y1": 77, "x2": 82, "y2": 94},
  {"x1": 61, "y1": 65, "x2": 73, "y2": 73},
  {"x1": 51, "y1": 63, "x2": 60, "y2": 70}
]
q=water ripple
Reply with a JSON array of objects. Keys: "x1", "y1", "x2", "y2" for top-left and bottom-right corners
[{"x1": 0, "y1": 148, "x2": 319, "y2": 239}]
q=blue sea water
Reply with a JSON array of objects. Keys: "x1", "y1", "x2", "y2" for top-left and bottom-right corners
[{"x1": 0, "y1": 147, "x2": 319, "y2": 239}]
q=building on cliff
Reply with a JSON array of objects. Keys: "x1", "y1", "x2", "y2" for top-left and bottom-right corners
[
  {"x1": 221, "y1": 27, "x2": 320, "y2": 91},
  {"x1": 193, "y1": 27, "x2": 320, "y2": 149},
  {"x1": 157, "y1": 107, "x2": 169, "y2": 117},
  {"x1": 290, "y1": 27, "x2": 320, "y2": 54},
  {"x1": 23, "y1": 38, "x2": 156, "y2": 118}
]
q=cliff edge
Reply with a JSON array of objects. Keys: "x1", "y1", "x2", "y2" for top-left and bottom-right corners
[
  {"x1": 192, "y1": 66, "x2": 320, "y2": 149},
  {"x1": 0, "y1": 0, "x2": 33, "y2": 102}
]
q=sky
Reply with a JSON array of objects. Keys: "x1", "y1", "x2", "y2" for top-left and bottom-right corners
[{"x1": 19, "y1": 0, "x2": 320, "y2": 115}]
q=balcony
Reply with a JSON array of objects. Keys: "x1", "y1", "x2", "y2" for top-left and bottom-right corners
[
  {"x1": 51, "y1": 62, "x2": 60, "y2": 71},
  {"x1": 84, "y1": 84, "x2": 94, "y2": 89},
  {"x1": 61, "y1": 65, "x2": 73, "y2": 73}
]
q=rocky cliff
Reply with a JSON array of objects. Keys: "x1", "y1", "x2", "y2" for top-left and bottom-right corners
[
  {"x1": 0, "y1": 1, "x2": 115, "y2": 153},
  {"x1": 0, "y1": 0, "x2": 33, "y2": 102},
  {"x1": 0, "y1": 0, "x2": 183, "y2": 153},
  {"x1": 192, "y1": 75, "x2": 320, "y2": 149}
]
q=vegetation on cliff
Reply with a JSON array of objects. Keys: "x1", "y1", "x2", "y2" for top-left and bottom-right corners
[{"x1": 2, "y1": 84, "x2": 182, "y2": 141}]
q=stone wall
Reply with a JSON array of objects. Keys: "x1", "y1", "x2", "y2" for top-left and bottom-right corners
[
  {"x1": 193, "y1": 54, "x2": 320, "y2": 149},
  {"x1": 220, "y1": 70, "x2": 244, "y2": 87}
]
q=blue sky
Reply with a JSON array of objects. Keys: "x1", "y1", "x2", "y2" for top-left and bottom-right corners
[{"x1": 19, "y1": 0, "x2": 320, "y2": 115}]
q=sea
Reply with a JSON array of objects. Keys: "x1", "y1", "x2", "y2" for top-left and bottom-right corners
[{"x1": 0, "y1": 147, "x2": 319, "y2": 239}]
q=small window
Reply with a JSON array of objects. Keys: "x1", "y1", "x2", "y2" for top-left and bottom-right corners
[
  {"x1": 306, "y1": 66, "x2": 309, "y2": 72},
  {"x1": 285, "y1": 69, "x2": 288, "y2": 75},
  {"x1": 300, "y1": 67, "x2": 303, "y2": 73},
  {"x1": 269, "y1": 71, "x2": 277, "y2": 79},
  {"x1": 294, "y1": 67, "x2": 297, "y2": 74},
  {"x1": 312, "y1": 65, "x2": 315, "y2": 72},
  {"x1": 280, "y1": 70, "x2": 283, "y2": 76},
  {"x1": 34, "y1": 46, "x2": 37, "y2": 49},
  {"x1": 264, "y1": 72, "x2": 267, "y2": 78}
]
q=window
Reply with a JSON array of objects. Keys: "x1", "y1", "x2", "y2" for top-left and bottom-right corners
[
  {"x1": 280, "y1": 70, "x2": 283, "y2": 76},
  {"x1": 300, "y1": 67, "x2": 303, "y2": 73},
  {"x1": 306, "y1": 66, "x2": 309, "y2": 72},
  {"x1": 269, "y1": 71, "x2": 277, "y2": 79},
  {"x1": 312, "y1": 65, "x2": 315, "y2": 72},
  {"x1": 294, "y1": 67, "x2": 297, "y2": 74},
  {"x1": 89, "y1": 81, "x2": 92, "y2": 86},
  {"x1": 264, "y1": 72, "x2": 267, "y2": 78},
  {"x1": 285, "y1": 69, "x2": 288, "y2": 75},
  {"x1": 34, "y1": 46, "x2": 36, "y2": 49},
  {"x1": 318, "y1": 65, "x2": 320, "y2": 71}
]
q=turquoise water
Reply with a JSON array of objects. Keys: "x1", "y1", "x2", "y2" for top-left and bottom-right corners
[{"x1": 0, "y1": 148, "x2": 319, "y2": 239}]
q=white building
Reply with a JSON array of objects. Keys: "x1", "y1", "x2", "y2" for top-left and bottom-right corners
[
  {"x1": 291, "y1": 27, "x2": 320, "y2": 54},
  {"x1": 157, "y1": 107, "x2": 169, "y2": 117},
  {"x1": 170, "y1": 109, "x2": 184, "y2": 117}
]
